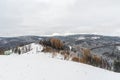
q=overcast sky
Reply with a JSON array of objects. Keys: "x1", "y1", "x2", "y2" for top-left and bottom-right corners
[{"x1": 0, "y1": 0, "x2": 120, "y2": 36}]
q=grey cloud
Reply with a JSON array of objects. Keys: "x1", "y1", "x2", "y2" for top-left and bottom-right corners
[{"x1": 0, "y1": 0, "x2": 120, "y2": 36}]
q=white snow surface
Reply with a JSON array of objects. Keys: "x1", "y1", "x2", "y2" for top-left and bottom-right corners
[
  {"x1": 91, "y1": 36, "x2": 100, "y2": 39},
  {"x1": 77, "y1": 37, "x2": 86, "y2": 40},
  {"x1": 0, "y1": 43, "x2": 120, "y2": 80},
  {"x1": 117, "y1": 46, "x2": 120, "y2": 50}
]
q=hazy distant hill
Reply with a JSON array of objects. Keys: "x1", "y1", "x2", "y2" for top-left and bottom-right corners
[{"x1": 0, "y1": 34, "x2": 120, "y2": 57}]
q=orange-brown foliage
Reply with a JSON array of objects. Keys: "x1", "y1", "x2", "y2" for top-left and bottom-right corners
[
  {"x1": 71, "y1": 57, "x2": 80, "y2": 62},
  {"x1": 50, "y1": 38, "x2": 64, "y2": 49},
  {"x1": 79, "y1": 58, "x2": 87, "y2": 63},
  {"x1": 80, "y1": 48, "x2": 91, "y2": 63},
  {"x1": 0, "y1": 49, "x2": 4, "y2": 55},
  {"x1": 93, "y1": 55, "x2": 101, "y2": 64},
  {"x1": 42, "y1": 46, "x2": 53, "y2": 52},
  {"x1": 81, "y1": 48, "x2": 91, "y2": 56}
]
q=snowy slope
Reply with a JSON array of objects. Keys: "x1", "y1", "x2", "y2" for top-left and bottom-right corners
[{"x1": 0, "y1": 44, "x2": 120, "y2": 80}]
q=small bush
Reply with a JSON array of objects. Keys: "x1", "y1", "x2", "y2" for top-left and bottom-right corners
[
  {"x1": 0, "y1": 49, "x2": 4, "y2": 55},
  {"x1": 50, "y1": 38, "x2": 64, "y2": 50},
  {"x1": 71, "y1": 57, "x2": 80, "y2": 62}
]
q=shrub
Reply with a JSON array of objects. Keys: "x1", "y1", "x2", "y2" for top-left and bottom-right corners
[
  {"x1": 71, "y1": 56, "x2": 80, "y2": 62},
  {"x1": 0, "y1": 49, "x2": 4, "y2": 55},
  {"x1": 50, "y1": 38, "x2": 64, "y2": 50},
  {"x1": 80, "y1": 48, "x2": 91, "y2": 64},
  {"x1": 42, "y1": 46, "x2": 53, "y2": 52}
]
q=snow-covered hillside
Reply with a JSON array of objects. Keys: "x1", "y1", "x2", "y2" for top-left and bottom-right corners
[{"x1": 0, "y1": 43, "x2": 120, "y2": 80}]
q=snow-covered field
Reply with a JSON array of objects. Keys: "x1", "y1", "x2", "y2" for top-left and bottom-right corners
[
  {"x1": 0, "y1": 43, "x2": 120, "y2": 80},
  {"x1": 0, "y1": 53, "x2": 120, "y2": 80}
]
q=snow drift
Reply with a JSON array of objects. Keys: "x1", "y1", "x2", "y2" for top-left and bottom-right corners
[{"x1": 0, "y1": 43, "x2": 120, "y2": 80}]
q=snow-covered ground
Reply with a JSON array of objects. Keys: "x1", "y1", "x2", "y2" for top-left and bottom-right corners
[
  {"x1": 0, "y1": 53, "x2": 120, "y2": 80},
  {"x1": 0, "y1": 43, "x2": 120, "y2": 80}
]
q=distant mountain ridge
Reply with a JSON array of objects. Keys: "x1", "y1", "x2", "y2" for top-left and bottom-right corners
[{"x1": 0, "y1": 34, "x2": 120, "y2": 51}]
